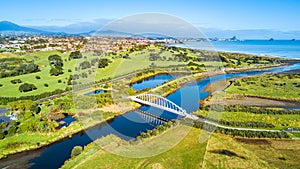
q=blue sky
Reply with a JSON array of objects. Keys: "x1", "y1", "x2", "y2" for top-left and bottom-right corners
[{"x1": 1, "y1": 0, "x2": 300, "y2": 31}]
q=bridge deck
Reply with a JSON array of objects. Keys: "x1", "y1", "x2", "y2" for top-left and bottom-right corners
[{"x1": 129, "y1": 95, "x2": 188, "y2": 117}]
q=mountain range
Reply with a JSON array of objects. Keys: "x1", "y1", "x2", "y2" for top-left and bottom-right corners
[
  {"x1": 0, "y1": 20, "x2": 300, "y2": 39},
  {"x1": 0, "y1": 21, "x2": 68, "y2": 35}
]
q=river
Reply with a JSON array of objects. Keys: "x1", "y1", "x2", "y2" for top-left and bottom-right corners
[{"x1": 0, "y1": 63, "x2": 299, "y2": 169}]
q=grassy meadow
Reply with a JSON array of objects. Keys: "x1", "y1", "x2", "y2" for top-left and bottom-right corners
[
  {"x1": 226, "y1": 74, "x2": 300, "y2": 101},
  {"x1": 0, "y1": 44, "x2": 280, "y2": 98},
  {"x1": 61, "y1": 125, "x2": 300, "y2": 169},
  {"x1": 195, "y1": 109, "x2": 300, "y2": 130}
]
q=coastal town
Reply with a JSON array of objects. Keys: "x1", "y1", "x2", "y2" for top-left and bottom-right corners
[
  {"x1": 0, "y1": 1, "x2": 300, "y2": 169},
  {"x1": 0, "y1": 34, "x2": 181, "y2": 53}
]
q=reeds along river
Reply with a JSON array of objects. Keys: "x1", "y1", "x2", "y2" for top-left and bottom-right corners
[{"x1": 0, "y1": 62, "x2": 299, "y2": 169}]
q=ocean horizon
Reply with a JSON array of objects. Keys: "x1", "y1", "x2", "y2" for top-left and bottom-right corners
[{"x1": 173, "y1": 40, "x2": 300, "y2": 60}]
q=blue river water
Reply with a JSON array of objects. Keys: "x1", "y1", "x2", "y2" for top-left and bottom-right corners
[
  {"x1": 131, "y1": 74, "x2": 179, "y2": 91},
  {"x1": 56, "y1": 116, "x2": 77, "y2": 129},
  {"x1": 0, "y1": 63, "x2": 299, "y2": 169}
]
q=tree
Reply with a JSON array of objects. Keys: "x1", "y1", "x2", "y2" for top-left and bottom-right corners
[
  {"x1": 98, "y1": 59, "x2": 109, "y2": 68},
  {"x1": 25, "y1": 62, "x2": 39, "y2": 73},
  {"x1": 30, "y1": 103, "x2": 41, "y2": 114},
  {"x1": 79, "y1": 61, "x2": 91, "y2": 69},
  {"x1": 48, "y1": 55, "x2": 63, "y2": 67},
  {"x1": 71, "y1": 146, "x2": 83, "y2": 157},
  {"x1": 50, "y1": 67, "x2": 63, "y2": 76},
  {"x1": 19, "y1": 83, "x2": 37, "y2": 92},
  {"x1": 69, "y1": 51, "x2": 83, "y2": 59}
]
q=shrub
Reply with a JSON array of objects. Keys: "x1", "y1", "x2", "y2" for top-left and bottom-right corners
[
  {"x1": 0, "y1": 122, "x2": 9, "y2": 130},
  {"x1": 68, "y1": 69, "x2": 72, "y2": 72},
  {"x1": 11, "y1": 79, "x2": 22, "y2": 84},
  {"x1": 81, "y1": 72, "x2": 88, "y2": 78},
  {"x1": 0, "y1": 84, "x2": 3, "y2": 87},
  {"x1": 58, "y1": 79, "x2": 62, "y2": 83},
  {"x1": 44, "y1": 83, "x2": 49, "y2": 87},
  {"x1": 7, "y1": 125, "x2": 17, "y2": 136},
  {"x1": 0, "y1": 131, "x2": 4, "y2": 139},
  {"x1": 30, "y1": 103, "x2": 41, "y2": 114},
  {"x1": 35, "y1": 76, "x2": 41, "y2": 79},
  {"x1": 71, "y1": 146, "x2": 83, "y2": 157},
  {"x1": 261, "y1": 83, "x2": 267, "y2": 87}
]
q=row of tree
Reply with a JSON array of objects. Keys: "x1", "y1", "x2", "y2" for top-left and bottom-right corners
[
  {"x1": 0, "y1": 59, "x2": 39, "y2": 78},
  {"x1": 0, "y1": 88, "x2": 66, "y2": 105},
  {"x1": 136, "y1": 120, "x2": 178, "y2": 141},
  {"x1": 192, "y1": 120, "x2": 289, "y2": 138},
  {"x1": 196, "y1": 114, "x2": 275, "y2": 128},
  {"x1": 223, "y1": 105, "x2": 300, "y2": 115}
]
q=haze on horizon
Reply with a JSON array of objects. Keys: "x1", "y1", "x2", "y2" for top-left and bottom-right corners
[{"x1": 1, "y1": 0, "x2": 300, "y2": 39}]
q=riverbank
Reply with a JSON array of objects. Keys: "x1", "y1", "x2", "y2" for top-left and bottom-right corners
[
  {"x1": 0, "y1": 62, "x2": 295, "y2": 160},
  {"x1": 0, "y1": 109, "x2": 121, "y2": 160},
  {"x1": 0, "y1": 69, "x2": 214, "y2": 160}
]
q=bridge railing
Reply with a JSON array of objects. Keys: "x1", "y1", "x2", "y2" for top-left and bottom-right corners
[{"x1": 130, "y1": 94, "x2": 188, "y2": 117}]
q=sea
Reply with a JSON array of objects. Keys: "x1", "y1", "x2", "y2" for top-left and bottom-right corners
[{"x1": 172, "y1": 40, "x2": 300, "y2": 60}]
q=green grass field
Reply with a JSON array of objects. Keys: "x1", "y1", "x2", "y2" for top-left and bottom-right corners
[
  {"x1": 0, "y1": 45, "x2": 279, "y2": 98},
  {"x1": 195, "y1": 109, "x2": 300, "y2": 130},
  {"x1": 61, "y1": 125, "x2": 207, "y2": 169},
  {"x1": 61, "y1": 125, "x2": 300, "y2": 169},
  {"x1": 0, "y1": 47, "x2": 195, "y2": 97},
  {"x1": 204, "y1": 132, "x2": 300, "y2": 169},
  {"x1": 0, "y1": 51, "x2": 73, "y2": 97},
  {"x1": 226, "y1": 74, "x2": 300, "y2": 101}
]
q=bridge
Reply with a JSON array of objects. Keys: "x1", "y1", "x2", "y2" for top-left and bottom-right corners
[
  {"x1": 135, "y1": 109, "x2": 168, "y2": 122},
  {"x1": 135, "y1": 109, "x2": 166, "y2": 126},
  {"x1": 129, "y1": 94, "x2": 198, "y2": 120}
]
